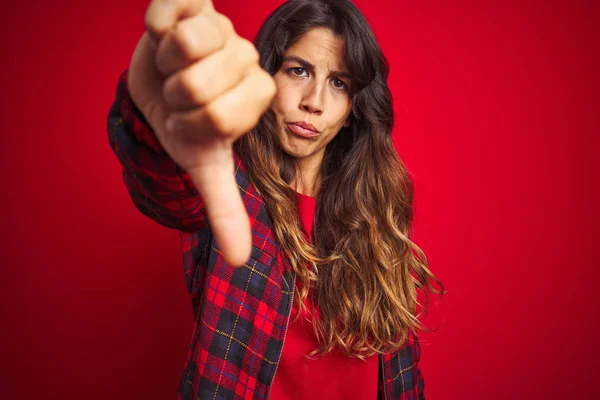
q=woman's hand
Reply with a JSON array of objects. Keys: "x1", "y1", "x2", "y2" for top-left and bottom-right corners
[{"x1": 128, "y1": 0, "x2": 276, "y2": 267}]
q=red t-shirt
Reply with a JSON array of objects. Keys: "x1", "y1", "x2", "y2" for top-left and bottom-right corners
[{"x1": 269, "y1": 192, "x2": 379, "y2": 399}]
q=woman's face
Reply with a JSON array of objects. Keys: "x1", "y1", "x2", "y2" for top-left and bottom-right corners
[{"x1": 271, "y1": 27, "x2": 353, "y2": 169}]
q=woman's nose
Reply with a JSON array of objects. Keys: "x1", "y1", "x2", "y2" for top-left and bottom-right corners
[{"x1": 300, "y1": 81, "x2": 324, "y2": 114}]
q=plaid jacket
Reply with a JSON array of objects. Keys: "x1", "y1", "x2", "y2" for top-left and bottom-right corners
[{"x1": 107, "y1": 70, "x2": 425, "y2": 400}]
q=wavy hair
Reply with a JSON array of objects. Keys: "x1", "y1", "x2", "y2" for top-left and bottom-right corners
[{"x1": 234, "y1": 0, "x2": 445, "y2": 359}]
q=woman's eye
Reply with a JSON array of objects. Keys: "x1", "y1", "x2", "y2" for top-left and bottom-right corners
[
  {"x1": 288, "y1": 67, "x2": 348, "y2": 92},
  {"x1": 290, "y1": 67, "x2": 307, "y2": 76},
  {"x1": 332, "y1": 79, "x2": 347, "y2": 90}
]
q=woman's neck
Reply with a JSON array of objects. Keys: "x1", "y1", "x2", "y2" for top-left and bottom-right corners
[
  {"x1": 292, "y1": 162, "x2": 320, "y2": 197},
  {"x1": 289, "y1": 151, "x2": 325, "y2": 197}
]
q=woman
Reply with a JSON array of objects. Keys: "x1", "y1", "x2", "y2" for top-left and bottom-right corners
[{"x1": 107, "y1": 0, "x2": 444, "y2": 398}]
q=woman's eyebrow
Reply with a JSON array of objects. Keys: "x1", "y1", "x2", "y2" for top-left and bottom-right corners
[{"x1": 283, "y1": 55, "x2": 351, "y2": 79}]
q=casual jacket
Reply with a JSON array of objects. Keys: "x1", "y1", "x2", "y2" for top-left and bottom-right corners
[{"x1": 107, "y1": 69, "x2": 426, "y2": 400}]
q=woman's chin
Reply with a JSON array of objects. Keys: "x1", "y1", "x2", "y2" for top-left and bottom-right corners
[
  {"x1": 281, "y1": 147, "x2": 307, "y2": 160},
  {"x1": 280, "y1": 137, "x2": 311, "y2": 160}
]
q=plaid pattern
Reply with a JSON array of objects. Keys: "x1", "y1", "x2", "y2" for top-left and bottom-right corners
[{"x1": 107, "y1": 70, "x2": 425, "y2": 400}]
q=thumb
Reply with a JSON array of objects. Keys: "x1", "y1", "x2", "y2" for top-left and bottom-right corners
[
  {"x1": 145, "y1": 0, "x2": 217, "y2": 44},
  {"x1": 202, "y1": 0, "x2": 215, "y2": 13},
  {"x1": 187, "y1": 145, "x2": 252, "y2": 268}
]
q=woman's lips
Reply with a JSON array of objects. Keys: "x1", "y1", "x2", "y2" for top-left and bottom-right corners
[{"x1": 286, "y1": 123, "x2": 320, "y2": 138}]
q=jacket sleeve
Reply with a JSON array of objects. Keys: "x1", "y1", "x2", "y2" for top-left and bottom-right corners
[
  {"x1": 400, "y1": 331, "x2": 425, "y2": 400},
  {"x1": 106, "y1": 69, "x2": 208, "y2": 233},
  {"x1": 379, "y1": 331, "x2": 426, "y2": 400},
  {"x1": 411, "y1": 333, "x2": 426, "y2": 400}
]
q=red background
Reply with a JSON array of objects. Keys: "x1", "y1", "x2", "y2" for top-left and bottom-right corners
[{"x1": 1, "y1": 0, "x2": 599, "y2": 398}]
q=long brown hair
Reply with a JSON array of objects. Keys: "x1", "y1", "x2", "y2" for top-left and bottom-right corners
[{"x1": 234, "y1": 0, "x2": 445, "y2": 359}]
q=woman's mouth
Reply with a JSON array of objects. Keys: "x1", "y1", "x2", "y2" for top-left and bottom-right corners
[{"x1": 286, "y1": 123, "x2": 320, "y2": 138}]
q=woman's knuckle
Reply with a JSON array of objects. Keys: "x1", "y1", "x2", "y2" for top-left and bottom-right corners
[
  {"x1": 144, "y1": 11, "x2": 159, "y2": 34},
  {"x1": 239, "y1": 38, "x2": 259, "y2": 63},
  {"x1": 168, "y1": 0, "x2": 190, "y2": 9},
  {"x1": 172, "y1": 23, "x2": 194, "y2": 53},
  {"x1": 256, "y1": 75, "x2": 276, "y2": 106},
  {"x1": 265, "y1": 75, "x2": 277, "y2": 98},
  {"x1": 182, "y1": 73, "x2": 205, "y2": 101},
  {"x1": 254, "y1": 68, "x2": 273, "y2": 90},
  {"x1": 206, "y1": 107, "x2": 235, "y2": 136},
  {"x1": 216, "y1": 14, "x2": 234, "y2": 34}
]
